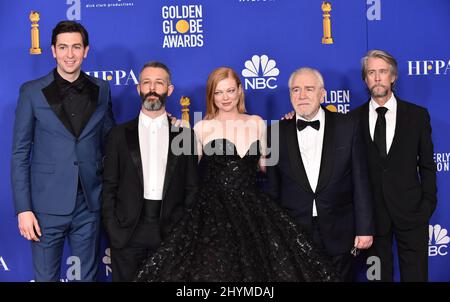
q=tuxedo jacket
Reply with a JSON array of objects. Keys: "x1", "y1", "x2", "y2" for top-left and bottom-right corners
[
  {"x1": 11, "y1": 70, "x2": 115, "y2": 215},
  {"x1": 102, "y1": 117, "x2": 199, "y2": 249},
  {"x1": 350, "y1": 98, "x2": 437, "y2": 235},
  {"x1": 267, "y1": 109, "x2": 374, "y2": 256}
]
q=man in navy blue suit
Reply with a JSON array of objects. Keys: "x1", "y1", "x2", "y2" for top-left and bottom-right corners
[
  {"x1": 267, "y1": 67, "x2": 373, "y2": 281},
  {"x1": 11, "y1": 21, "x2": 115, "y2": 281}
]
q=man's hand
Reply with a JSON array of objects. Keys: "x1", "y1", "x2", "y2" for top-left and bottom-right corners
[
  {"x1": 18, "y1": 211, "x2": 41, "y2": 242},
  {"x1": 354, "y1": 235, "x2": 373, "y2": 250},
  {"x1": 281, "y1": 111, "x2": 295, "y2": 120}
]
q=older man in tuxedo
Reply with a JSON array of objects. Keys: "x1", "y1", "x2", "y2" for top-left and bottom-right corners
[{"x1": 267, "y1": 67, "x2": 374, "y2": 281}]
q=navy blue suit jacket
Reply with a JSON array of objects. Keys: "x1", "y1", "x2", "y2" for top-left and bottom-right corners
[
  {"x1": 267, "y1": 109, "x2": 373, "y2": 255},
  {"x1": 11, "y1": 70, "x2": 115, "y2": 215}
]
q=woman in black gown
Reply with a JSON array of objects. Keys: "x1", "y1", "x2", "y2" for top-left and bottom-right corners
[{"x1": 135, "y1": 67, "x2": 340, "y2": 282}]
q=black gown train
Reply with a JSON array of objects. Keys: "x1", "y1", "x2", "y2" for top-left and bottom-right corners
[{"x1": 135, "y1": 139, "x2": 339, "y2": 282}]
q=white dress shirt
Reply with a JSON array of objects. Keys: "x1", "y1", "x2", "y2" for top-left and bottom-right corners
[
  {"x1": 369, "y1": 94, "x2": 397, "y2": 154},
  {"x1": 139, "y1": 111, "x2": 169, "y2": 200},
  {"x1": 296, "y1": 107, "x2": 325, "y2": 217}
]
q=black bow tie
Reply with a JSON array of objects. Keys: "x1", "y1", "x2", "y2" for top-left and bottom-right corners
[{"x1": 297, "y1": 119, "x2": 320, "y2": 131}]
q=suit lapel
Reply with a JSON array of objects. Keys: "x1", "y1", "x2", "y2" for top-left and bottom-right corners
[
  {"x1": 316, "y1": 109, "x2": 335, "y2": 193},
  {"x1": 125, "y1": 118, "x2": 144, "y2": 186},
  {"x1": 42, "y1": 79, "x2": 74, "y2": 136},
  {"x1": 286, "y1": 118, "x2": 314, "y2": 193},
  {"x1": 78, "y1": 75, "x2": 100, "y2": 138},
  {"x1": 360, "y1": 101, "x2": 379, "y2": 157},
  {"x1": 162, "y1": 118, "x2": 179, "y2": 199}
]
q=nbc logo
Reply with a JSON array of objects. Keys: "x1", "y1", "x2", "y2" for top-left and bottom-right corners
[
  {"x1": 429, "y1": 224, "x2": 449, "y2": 257},
  {"x1": 102, "y1": 248, "x2": 112, "y2": 276},
  {"x1": 242, "y1": 55, "x2": 279, "y2": 90}
]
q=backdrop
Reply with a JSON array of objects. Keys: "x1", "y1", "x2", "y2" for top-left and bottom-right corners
[{"x1": 0, "y1": 0, "x2": 449, "y2": 282}]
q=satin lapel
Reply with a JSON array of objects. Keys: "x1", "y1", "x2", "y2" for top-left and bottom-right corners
[
  {"x1": 316, "y1": 109, "x2": 335, "y2": 193},
  {"x1": 42, "y1": 80, "x2": 74, "y2": 136},
  {"x1": 78, "y1": 77, "x2": 100, "y2": 137},
  {"x1": 125, "y1": 118, "x2": 143, "y2": 186},
  {"x1": 162, "y1": 118, "x2": 179, "y2": 199},
  {"x1": 286, "y1": 118, "x2": 314, "y2": 193}
]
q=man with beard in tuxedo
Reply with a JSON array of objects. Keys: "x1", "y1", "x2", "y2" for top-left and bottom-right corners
[{"x1": 102, "y1": 61, "x2": 199, "y2": 281}]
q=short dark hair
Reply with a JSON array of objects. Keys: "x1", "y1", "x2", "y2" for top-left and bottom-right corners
[
  {"x1": 51, "y1": 21, "x2": 89, "y2": 46},
  {"x1": 139, "y1": 61, "x2": 172, "y2": 83}
]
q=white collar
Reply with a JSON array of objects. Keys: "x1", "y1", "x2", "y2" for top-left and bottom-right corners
[
  {"x1": 139, "y1": 111, "x2": 168, "y2": 128},
  {"x1": 370, "y1": 94, "x2": 397, "y2": 112}
]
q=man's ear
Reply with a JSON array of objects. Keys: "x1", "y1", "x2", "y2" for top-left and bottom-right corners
[
  {"x1": 320, "y1": 88, "x2": 326, "y2": 104},
  {"x1": 167, "y1": 84, "x2": 174, "y2": 97},
  {"x1": 83, "y1": 45, "x2": 90, "y2": 58},
  {"x1": 51, "y1": 45, "x2": 56, "y2": 58}
]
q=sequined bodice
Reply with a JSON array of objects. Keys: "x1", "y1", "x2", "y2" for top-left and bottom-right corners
[{"x1": 201, "y1": 139, "x2": 260, "y2": 190}]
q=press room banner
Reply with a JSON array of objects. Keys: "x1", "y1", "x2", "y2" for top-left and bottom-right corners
[{"x1": 0, "y1": 0, "x2": 448, "y2": 281}]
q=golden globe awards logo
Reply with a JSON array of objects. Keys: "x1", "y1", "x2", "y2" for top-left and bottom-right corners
[
  {"x1": 323, "y1": 90, "x2": 350, "y2": 113},
  {"x1": 162, "y1": 5, "x2": 204, "y2": 48}
]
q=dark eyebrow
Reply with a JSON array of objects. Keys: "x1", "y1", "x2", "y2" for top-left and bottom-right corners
[{"x1": 56, "y1": 43, "x2": 82, "y2": 47}]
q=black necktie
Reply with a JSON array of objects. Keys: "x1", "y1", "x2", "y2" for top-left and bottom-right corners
[
  {"x1": 297, "y1": 119, "x2": 320, "y2": 131},
  {"x1": 374, "y1": 107, "x2": 388, "y2": 159}
]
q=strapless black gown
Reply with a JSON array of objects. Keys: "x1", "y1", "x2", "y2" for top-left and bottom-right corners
[{"x1": 135, "y1": 139, "x2": 339, "y2": 282}]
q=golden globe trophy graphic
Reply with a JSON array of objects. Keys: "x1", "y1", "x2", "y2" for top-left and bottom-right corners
[
  {"x1": 321, "y1": 1, "x2": 334, "y2": 44},
  {"x1": 29, "y1": 11, "x2": 42, "y2": 54},
  {"x1": 180, "y1": 96, "x2": 191, "y2": 127}
]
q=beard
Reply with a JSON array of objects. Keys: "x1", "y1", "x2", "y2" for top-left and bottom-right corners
[
  {"x1": 369, "y1": 84, "x2": 389, "y2": 98},
  {"x1": 140, "y1": 91, "x2": 168, "y2": 111}
]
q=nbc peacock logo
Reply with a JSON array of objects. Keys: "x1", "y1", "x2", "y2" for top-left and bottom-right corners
[
  {"x1": 429, "y1": 224, "x2": 449, "y2": 257},
  {"x1": 242, "y1": 55, "x2": 279, "y2": 90}
]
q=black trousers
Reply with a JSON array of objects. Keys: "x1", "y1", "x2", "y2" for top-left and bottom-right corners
[
  {"x1": 111, "y1": 200, "x2": 162, "y2": 282},
  {"x1": 312, "y1": 217, "x2": 354, "y2": 282},
  {"x1": 367, "y1": 223, "x2": 428, "y2": 282}
]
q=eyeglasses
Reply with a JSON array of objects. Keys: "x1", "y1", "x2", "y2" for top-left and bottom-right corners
[{"x1": 214, "y1": 88, "x2": 238, "y2": 98}]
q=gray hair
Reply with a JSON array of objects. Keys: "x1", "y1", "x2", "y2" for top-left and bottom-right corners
[
  {"x1": 288, "y1": 67, "x2": 325, "y2": 89},
  {"x1": 361, "y1": 49, "x2": 398, "y2": 81}
]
